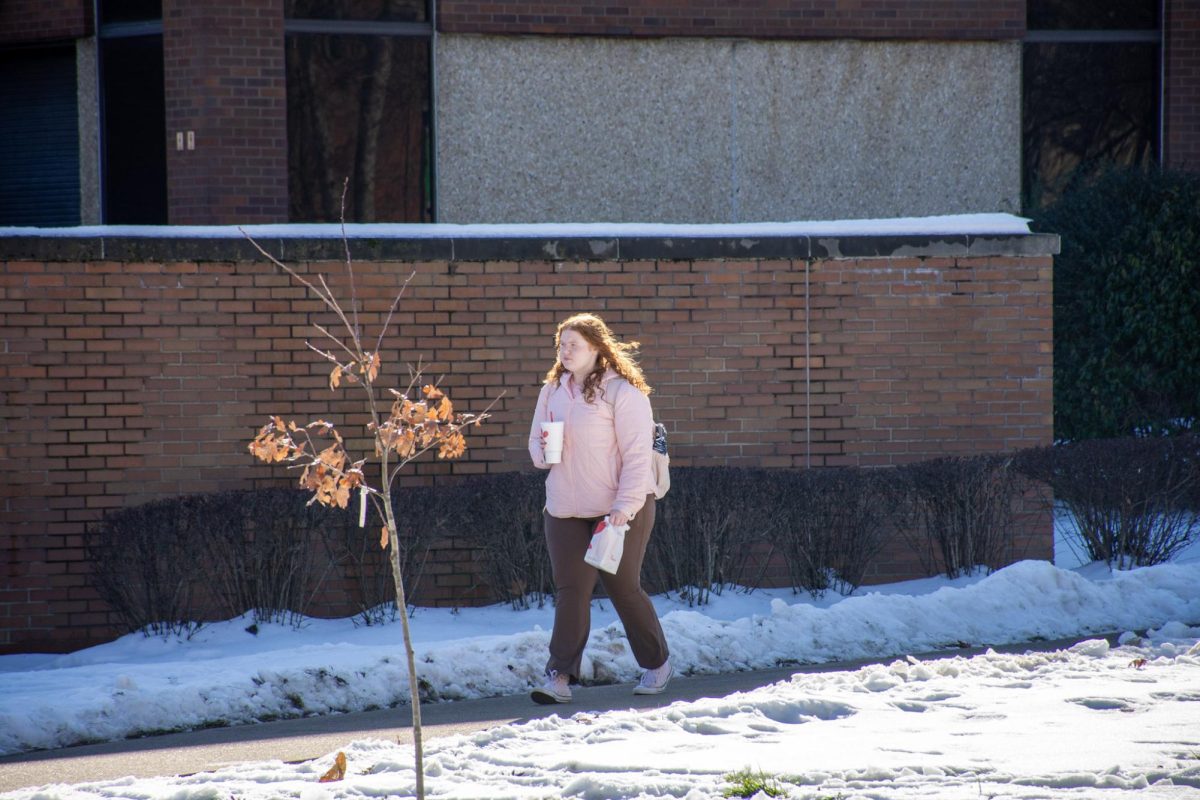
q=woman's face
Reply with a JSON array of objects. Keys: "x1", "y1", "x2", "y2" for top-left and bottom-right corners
[{"x1": 559, "y1": 327, "x2": 600, "y2": 376}]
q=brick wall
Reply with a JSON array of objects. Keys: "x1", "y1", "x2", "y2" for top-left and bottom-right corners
[
  {"x1": 436, "y1": 1, "x2": 1026, "y2": 39},
  {"x1": 0, "y1": 0, "x2": 91, "y2": 45},
  {"x1": 163, "y1": 0, "x2": 288, "y2": 224},
  {"x1": 1166, "y1": 0, "x2": 1200, "y2": 171},
  {"x1": 805, "y1": 256, "x2": 1052, "y2": 464},
  {"x1": 0, "y1": 233, "x2": 1054, "y2": 653}
]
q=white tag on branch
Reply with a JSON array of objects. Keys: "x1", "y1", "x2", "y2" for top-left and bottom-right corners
[{"x1": 358, "y1": 485, "x2": 368, "y2": 527}]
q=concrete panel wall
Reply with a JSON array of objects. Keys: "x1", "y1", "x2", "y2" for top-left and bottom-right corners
[{"x1": 435, "y1": 35, "x2": 1021, "y2": 223}]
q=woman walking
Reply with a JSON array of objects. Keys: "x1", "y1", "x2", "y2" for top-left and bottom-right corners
[{"x1": 527, "y1": 313, "x2": 672, "y2": 704}]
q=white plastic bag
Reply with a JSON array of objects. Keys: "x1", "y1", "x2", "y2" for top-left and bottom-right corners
[{"x1": 584, "y1": 515, "x2": 628, "y2": 574}]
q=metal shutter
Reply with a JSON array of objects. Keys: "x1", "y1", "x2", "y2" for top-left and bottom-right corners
[{"x1": 0, "y1": 48, "x2": 81, "y2": 227}]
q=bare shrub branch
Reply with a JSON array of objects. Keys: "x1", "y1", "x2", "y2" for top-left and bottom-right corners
[
  {"x1": 1016, "y1": 435, "x2": 1200, "y2": 568},
  {"x1": 85, "y1": 494, "x2": 241, "y2": 638},
  {"x1": 648, "y1": 467, "x2": 769, "y2": 605},
  {"x1": 456, "y1": 472, "x2": 553, "y2": 610},
  {"x1": 767, "y1": 468, "x2": 892, "y2": 597},
  {"x1": 891, "y1": 454, "x2": 1028, "y2": 579}
]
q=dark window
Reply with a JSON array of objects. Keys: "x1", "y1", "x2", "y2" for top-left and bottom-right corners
[
  {"x1": 96, "y1": 1, "x2": 166, "y2": 223},
  {"x1": 1022, "y1": 1, "x2": 1161, "y2": 209},
  {"x1": 285, "y1": 12, "x2": 433, "y2": 222},
  {"x1": 0, "y1": 48, "x2": 81, "y2": 227},
  {"x1": 100, "y1": 35, "x2": 167, "y2": 224}
]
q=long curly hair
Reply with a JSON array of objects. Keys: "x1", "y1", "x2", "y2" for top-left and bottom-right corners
[{"x1": 544, "y1": 313, "x2": 651, "y2": 402}]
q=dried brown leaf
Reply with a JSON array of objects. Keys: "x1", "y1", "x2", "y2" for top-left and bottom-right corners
[
  {"x1": 318, "y1": 751, "x2": 347, "y2": 783},
  {"x1": 333, "y1": 481, "x2": 351, "y2": 509},
  {"x1": 438, "y1": 431, "x2": 467, "y2": 460},
  {"x1": 391, "y1": 429, "x2": 417, "y2": 458},
  {"x1": 317, "y1": 444, "x2": 346, "y2": 470},
  {"x1": 249, "y1": 430, "x2": 292, "y2": 464},
  {"x1": 247, "y1": 437, "x2": 268, "y2": 462}
]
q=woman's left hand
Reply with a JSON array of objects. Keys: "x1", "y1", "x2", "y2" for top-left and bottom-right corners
[{"x1": 609, "y1": 510, "x2": 629, "y2": 527}]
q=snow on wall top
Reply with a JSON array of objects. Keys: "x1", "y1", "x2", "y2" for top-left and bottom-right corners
[{"x1": 0, "y1": 213, "x2": 1032, "y2": 239}]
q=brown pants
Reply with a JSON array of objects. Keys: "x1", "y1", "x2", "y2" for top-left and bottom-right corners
[{"x1": 543, "y1": 495, "x2": 669, "y2": 682}]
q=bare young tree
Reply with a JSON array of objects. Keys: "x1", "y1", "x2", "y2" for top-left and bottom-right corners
[{"x1": 242, "y1": 217, "x2": 498, "y2": 800}]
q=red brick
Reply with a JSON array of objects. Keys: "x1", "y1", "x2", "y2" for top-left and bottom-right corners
[{"x1": 437, "y1": 0, "x2": 1026, "y2": 39}]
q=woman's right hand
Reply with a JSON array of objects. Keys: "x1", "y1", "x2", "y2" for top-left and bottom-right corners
[{"x1": 532, "y1": 428, "x2": 549, "y2": 469}]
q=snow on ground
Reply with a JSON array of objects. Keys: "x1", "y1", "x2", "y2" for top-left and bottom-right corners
[
  {"x1": 0, "y1": 212, "x2": 1032, "y2": 240},
  {"x1": 1, "y1": 537, "x2": 1198, "y2": 799}
]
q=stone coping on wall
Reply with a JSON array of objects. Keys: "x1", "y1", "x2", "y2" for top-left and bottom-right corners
[{"x1": 0, "y1": 216, "x2": 1060, "y2": 262}]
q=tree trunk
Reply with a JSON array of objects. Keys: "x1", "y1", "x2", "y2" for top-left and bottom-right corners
[{"x1": 381, "y1": 467, "x2": 425, "y2": 799}]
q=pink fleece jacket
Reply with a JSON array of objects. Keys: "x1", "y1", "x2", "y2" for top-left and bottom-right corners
[{"x1": 528, "y1": 370, "x2": 656, "y2": 520}]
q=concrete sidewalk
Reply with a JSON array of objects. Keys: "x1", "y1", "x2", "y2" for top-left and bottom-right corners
[{"x1": 0, "y1": 634, "x2": 1114, "y2": 794}]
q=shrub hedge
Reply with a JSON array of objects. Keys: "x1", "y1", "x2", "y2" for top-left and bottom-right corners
[
  {"x1": 1016, "y1": 434, "x2": 1200, "y2": 568},
  {"x1": 88, "y1": 438, "x2": 1200, "y2": 638},
  {"x1": 890, "y1": 454, "x2": 1031, "y2": 579}
]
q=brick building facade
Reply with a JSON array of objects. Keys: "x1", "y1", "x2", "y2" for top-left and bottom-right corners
[
  {"x1": 1167, "y1": 2, "x2": 1200, "y2": 170},
  {"x1": 436, "y1": 0, "x2": 1026, "y2": 38},
  {"x1": 1, "y1": 2, "x2": 1195, "y2": 225},
  {"x1": 0, "y1": 0, "x2": 91, "y2": 43},
  {"x1": 162, "y1": 2, "x2": 288, "y2": 224}
]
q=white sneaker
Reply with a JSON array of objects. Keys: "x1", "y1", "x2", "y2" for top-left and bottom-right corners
[
  {"x1": 531, "y1": 670, "x2": 572, "y2": 704},
  {"x1": 633, "y1": 661, "x2": 673, "y2": 695}
]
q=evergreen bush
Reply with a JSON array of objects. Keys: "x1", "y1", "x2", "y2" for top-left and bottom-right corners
[{"x1": 1029, "y1": 167, "x2": 1200, "y2": 441}]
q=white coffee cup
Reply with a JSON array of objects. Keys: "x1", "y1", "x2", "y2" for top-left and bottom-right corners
[{"x1": 541, "y1": 421, "x2": 564, "y2": 464}]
